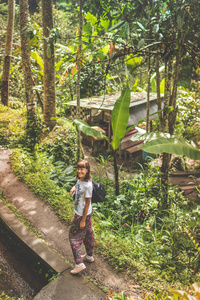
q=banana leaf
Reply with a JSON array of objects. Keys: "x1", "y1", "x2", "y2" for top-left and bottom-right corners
[
  {"x1": 111, "y1": 88, "x2": 131, "y2": 150},
  {"x1": 73, "y1": 119, "x2": 108, "y2": 141},
  {"x1": 141, "y1": 133, "x2": 200, "y2": 160}
]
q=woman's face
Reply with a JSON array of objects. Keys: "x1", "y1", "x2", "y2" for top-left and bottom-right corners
[{"x1": 77, "y1": 167, "x2": 88, "y2": 181}]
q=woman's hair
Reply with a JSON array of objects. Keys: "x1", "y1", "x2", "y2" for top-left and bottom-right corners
[{"x1": 76, "y1": 160, "x2": 91, "y2": 181}]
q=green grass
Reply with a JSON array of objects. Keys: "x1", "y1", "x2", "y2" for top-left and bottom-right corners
[
  {"x1": 0, "y1": 292, "x2": 24, "y2": 300},
  {"x1": 10, "y1": 149, "x2": 74, "y2": 224},
  {"x1": 0, "y1": 104, "x2": 26, "y2": 148}
]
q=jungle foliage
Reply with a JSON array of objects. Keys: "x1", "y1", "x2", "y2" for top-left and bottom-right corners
[
  {"x1": 1, "y1": 1, "x2": 200, "y2": 299},
  {"x1": 10, "y1": 143, "x2": 200, "y2": 294}
]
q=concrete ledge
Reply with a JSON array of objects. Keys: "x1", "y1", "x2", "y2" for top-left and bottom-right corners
[
  {"x1": 34, "y1": 271, "x2": 106, "y2": 300},
  {"x1": 0, "y1": 200, "x2": 70, "y2": 273},
  {"x1": 0, "y1": 200, "x2": 106, "y2": 300}
]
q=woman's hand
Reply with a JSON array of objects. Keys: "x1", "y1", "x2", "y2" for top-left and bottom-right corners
[
  {"x1": 80, "y1": 220, "x2": 85, "y2": 229},
  {"x1": 70, "y1": 186, "x2": 76, "y2": 197}
]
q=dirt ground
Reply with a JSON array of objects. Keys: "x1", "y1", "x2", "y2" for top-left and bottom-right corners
[{"x1": 0, "y1": 148, "x2": 199, "y2": 299}]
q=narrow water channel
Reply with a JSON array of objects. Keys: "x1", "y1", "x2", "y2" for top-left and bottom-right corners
[{"x1": 0, "y1": 235, "x2": 44, "y2": 299}]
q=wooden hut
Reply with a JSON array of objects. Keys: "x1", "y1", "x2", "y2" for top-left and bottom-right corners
[{"x1": 67, "y1": 91, "x2": 163, "y2": 158}]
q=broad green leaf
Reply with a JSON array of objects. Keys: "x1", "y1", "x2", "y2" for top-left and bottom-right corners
[
  {"x1": 85, "y1": 12, "x2": 98, "y2": 26},
  {"x1": 55, "y1": 60, "x2": 62, "y2": 72},
  {"x1": 68, "y1": 45, "x2": 75, "y2": 53},
  {"x1": 132, "y1": 78, "x2": 139, "y2": 92},
  {"x1": 30, "y1": 36, "x2": 39, "y2": 49},
  {"x1": 123, "y1": 22, "x2": 130, "y2": 39},
  {"x1": 160, "y1": 78, "x2": 165, "y2": 94},
  {"x1": 141, "y1": 134, "x2": 200, "y2": 160},
  {"x1": 100, "y1": 45, "x2": 109, "y2": 55},
  {"x1": 136, "y1": 86, "x2": 143, "y2": 92},
  {"x1": 100, "y1": 17, "x2": 110, "y2": 31},
  {"x1": 63, "y1": 166, "x2": 74, "y2": 175},
  {"x1": 138, "y1": 38, "x2": 145, "y2": 49},
  {"x1": 73, "y1": 119, "x2": 108, "y2": 141},
  {"x1": 126, "y1": 55, "x2": 142, "y2": 67},
  {"x1": 111, "y1": 88, "x2": 131, "y2": 150},
  {"x1": 31, "y1": 52, "x2": 44, "y2": 70},
  {"x1": 151, "y1": 78, "x2": 156, "y2": 93},
  {"x1": 96, "y1": 52, "x2": 106, "y2": 61},
  {"x1": 108, "y1": 21, "x2": 125, "y2": 32},
  {"x1": 83, "y1": 22, "x2": 92, "y2": 35},
  {"x1": 92, "y1": 30, "x2": 98, "y2": 37},
  {"x1": 137, "y1": 22, "x2": 145, "y2": 31}
]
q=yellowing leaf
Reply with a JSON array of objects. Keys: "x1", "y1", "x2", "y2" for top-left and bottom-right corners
[
  {"x1": 31, "y1": 51, "x2": 44, "y2": 69},
  {"x1": 100, "y1": 45, "x2": 109, "y2": 55}
]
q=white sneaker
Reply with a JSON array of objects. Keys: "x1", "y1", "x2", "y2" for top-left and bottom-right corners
[
  {"x1": 70, "y1": 263, "x2": 86, "y2": 274},
  {"x1": 81, "y1": 254, "x2": 94, "y2": 263}
]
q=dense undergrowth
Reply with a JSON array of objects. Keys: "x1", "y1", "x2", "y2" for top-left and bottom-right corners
[
  {"x1": 1, "y1": 105, "x2": 200, "y2": 300},
  {"x1": 10, "y1": 147, "x2": 200, "y2": 294},
  {"x1": 9, "y1": 149, "x2": 200, "y2": 291}
]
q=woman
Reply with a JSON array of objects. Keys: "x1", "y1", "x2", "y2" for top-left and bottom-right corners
[{"x1": 69, "y1": 160, "x2": 95, "y2": 274}]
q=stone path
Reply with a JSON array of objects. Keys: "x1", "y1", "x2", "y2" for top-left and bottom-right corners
[{"x1": 0, "y1": 149, "x2": 141, "y2": 299}]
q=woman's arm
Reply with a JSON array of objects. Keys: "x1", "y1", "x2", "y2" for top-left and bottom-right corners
[
  {"x1": 80, "y1": 197, "x2": 91, "y2": 229},
  {"x1": 70, "y1": 185, "x2": 76, "y2": 197}
]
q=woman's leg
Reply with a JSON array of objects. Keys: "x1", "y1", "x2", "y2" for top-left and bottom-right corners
[
  {"x1": 69, "y1": 214, "x2": 86, "y2": 264},
  {"x1": 83, "y1": 215, "x2": 95, "y2": 257}
]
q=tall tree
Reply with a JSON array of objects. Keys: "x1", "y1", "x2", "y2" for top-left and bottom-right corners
[
  {"x1": 41, "y1": 0, "x2": 56, "y2": 130},
  {"x1": 103, "y1": 0, "x2": 200, "y2": 207},
  {"x1": 19, "y1": 0, "x2": 35, "y2": 115},
  {"x1": 19, "y1": 0, "x2": 38, "y2": 152},
  {"x1": 1, "y1": 0, "x2": 15, "y2": 106},
  {"x1": 76, "y1": 0, "x2": 83, "y2": 161},
  {"x1": 154, "y1": 0, "x2": 200, "y2": 207}
]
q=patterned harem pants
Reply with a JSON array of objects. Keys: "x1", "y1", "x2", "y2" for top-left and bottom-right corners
[{"x1": 69, "y1": 214, "x2": 95, "y2": 264}]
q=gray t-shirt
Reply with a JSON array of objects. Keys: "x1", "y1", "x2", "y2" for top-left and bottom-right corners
[{"x1": 74, "y1": 179, "x2": 92, "y2": 216}]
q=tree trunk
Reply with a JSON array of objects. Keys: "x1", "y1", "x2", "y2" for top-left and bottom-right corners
[
  {"x1": 19, "y1": 0, "x2": 35, "y2": 117},
  {"x1": 146, "y1": 56, "x2": 151, "y2": 133},
  {"x1": 159, "y1": 56, "x2": 173, "y2": 208},
  {"x1": 169, "y1": 50, "x2": 181, "y2": 135},
  {"x1": 76, "y1": 0, "x2": 83, "y2": 161},
  {"x1": 163, "y1": 57, "x2": 173, "y2": 132},
  {"x1": 113, "y1": 150, "x2": 119, "y2": 195},
  {"x1": 160, "y1": 50, "x2": 181, "y2": 208},
  {"x1": 1, "y1": 0, "x2": 15, "y2": 106},
  {"x1": 155, "y1": 44, "x2": 162, "y2": 130},
  {"x1": 19, "y1": 0, "x2": 38, "y2": 152},
  {"x1": 42, "y1": 0, "x2": 56, "y2": 130},
  {"x1": 160, "y1": 152, "x2": 171, "y2": 208},
  {"x1": 155, "y1": 8, "x2": 162, "y2": 130}
]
